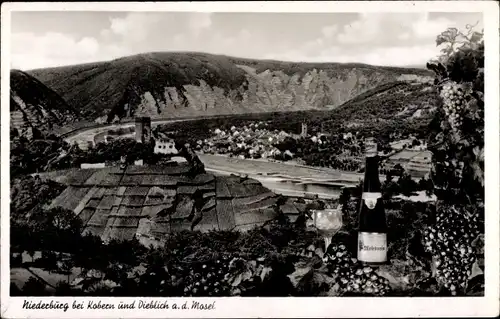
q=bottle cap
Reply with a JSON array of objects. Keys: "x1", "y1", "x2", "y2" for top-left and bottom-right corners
[{"x1": 365, "y1": 137, "x2": 378, "y2": 157}]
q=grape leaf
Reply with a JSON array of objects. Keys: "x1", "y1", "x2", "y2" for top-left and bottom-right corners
[
  {"x1": 242, "y1": 269, "x2": 253, "y2": 282},
  {"x1": 376, "y1": 260, "x2": 412, "y2": 291},
  {"x1": 466, "y1": 274, "x2": 485, "y2": 296},
  {"x1": 315, "y1": 248, "x2": 324, "y2": 259},
  {"x1": 326, "y1": 282, "x2": 342, "y2": 296},
  {"x1": 260, "y1": 266, "x2": 272, "y2": 282},
  {"x1": 287, "y1": 262, "x2": 311, "y2": 288},
  {"x1": 436, "y1": 28, "x2": 459, "y2": 47},
  {"x1": 468, "y1": 260, "x2": 483, "y2": 280},
  {"x1": 291, "y1": 267, "x2": 335, "y2": 296},
  {"x1": 471, "y1": 234, "x2": 485, "y2": 271},
  {"x1": 436, "y1": 35, "x2": 448, "y2": 47},
  {"x1": 470, "y1": 161, "x2": 484, "y2": 186},
  {"x1": 249, "y1": 260, "x2": 257, "y2": 270},
  {"x1": 440, "y1": 46, "x2": 454, "y2": 56},
  {"x1": 471, "y1": 234, "x2": 484, "y2": 254},
  {"x1": 413, "y1": 277, "x2": 442, "y2": 296},
  {"x1": 231, "y1": 273, "x2": 243, "y2": 287},
  {"x1": 470, "y1": 31, "x2": 483, "y2": 44}
]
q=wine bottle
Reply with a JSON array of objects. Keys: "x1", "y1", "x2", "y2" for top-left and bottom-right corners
[{"x1": 357, "y1": 137, "x2": 388, "y2": 265}]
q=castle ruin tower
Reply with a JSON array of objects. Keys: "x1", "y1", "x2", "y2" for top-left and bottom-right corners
[
  {"x1": 301, "y1": 122, "x2": 308, "y2": 137},
  {"x1": 135, "y1": 116, "x2": 151, "y2": 143}
]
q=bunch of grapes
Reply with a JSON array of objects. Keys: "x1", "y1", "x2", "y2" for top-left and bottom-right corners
[
  {"x1": 439, "y1": 81, "x2": 468, "y2": 132},
  {"x1": 422, "y1": 205, "x2": 481, "y2": 295},
  {"x1": 182, "y1": 254, "x2": 233, "y2": 296},
  {"x1": 325, "y1": 244, "x2": 391, "y2": 296}
]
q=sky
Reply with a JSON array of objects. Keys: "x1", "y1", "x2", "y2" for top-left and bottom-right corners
[{"x1": 9, "y1": 11, "x2": 483, "y2": 70}]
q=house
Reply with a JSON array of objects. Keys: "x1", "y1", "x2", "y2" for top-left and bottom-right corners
[
  {"x1": 81, "y1": 163, "x2": 106, "y2": 169},
  {"x1": 77, "y1": 140, "x2": 94, "y2": 151},
  {"x1": 154, "y1": 137, "x2": 179, "y2": 154}
]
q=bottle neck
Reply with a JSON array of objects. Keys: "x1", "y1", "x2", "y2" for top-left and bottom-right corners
[{"x1": 363, "y1": 155, "x2": 381, "y2": 193}]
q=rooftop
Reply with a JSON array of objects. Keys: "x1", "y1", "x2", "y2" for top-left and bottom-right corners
[{"x1": 41, "y1": 163, "x2": 305, "y2": 244}]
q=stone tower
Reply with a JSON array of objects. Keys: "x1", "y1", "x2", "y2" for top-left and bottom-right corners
[
  {"x1": 135, "y1": 116, "x2": 151, "y2": 143},
  {"x1": 301, "y1": 122, "x2": 308, "y2": 137}
]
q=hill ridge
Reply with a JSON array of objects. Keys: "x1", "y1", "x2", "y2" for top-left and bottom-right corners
[
  {"x1": 10, "y1": 69, "x2": 79, "y2": 139},
  {"x1": 27, "y1": 51, "x2": 434, "y2": 123}
]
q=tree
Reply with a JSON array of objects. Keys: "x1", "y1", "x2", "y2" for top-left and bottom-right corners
[
  {"x1": 392, "y1": 164, "x2": 404, "y2": 176},
  {"x1": 418, "y1": 177, "x2": 433, "y2": 193},
  {"x1": 39, "y1": 250, "x2": 58, "y2": 272},
  {"x1": 73, "y1": 233, "x2": 107, "y2": 274},
  {"x1": 22, "y1": 277, "x2": 48, "y2": 296},
  {"x1": 339, "y1": 188, "x2": 351, "y2": 214},
  {"x1": 50, "y1": 208, "x2": 83, "y2": 237},
  {"x1": 398, "y1": 173, "x2": 417, "y2": 197},
  {"x1": 137, "y1": 250, "x2": 170, "y2": 297},
  {"x1": 10, "y1": 175, "x2": 65, "y2": 219},
  {"x1": 382, "y1": 173, "x2": 399, "y2": 200},
  {"x1": 21, "y1": 226, "x2": 40, "y2": 264},
  {"x1": 56, "y1": 255, "x2": 76, "y2": 283},
  {"x1": 55, "y1": 280, "x2": 74, "y2": 296},
  {"x1": 105, "y1": 237, "x2": 146, "y2": 268},
  {"x1": 31, "y1": 207, "x2": 83, "y2": 253}
]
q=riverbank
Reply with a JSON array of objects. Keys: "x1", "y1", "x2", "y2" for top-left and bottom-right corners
[
  {"x1": 198, "y1": 153, "x2": 365, "y2": 199},
  {"x1": 199, "y1": 153, "x2": 372, "y2": 184}
]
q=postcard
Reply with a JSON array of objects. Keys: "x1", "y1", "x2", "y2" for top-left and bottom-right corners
[{"x1": 1, "y1": 1, "x2": 499, "y2": 318}]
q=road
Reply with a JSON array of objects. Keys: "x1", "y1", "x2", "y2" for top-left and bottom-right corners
[{"x1": 64, "y1": 118, "x2": 187, "y2": 146}]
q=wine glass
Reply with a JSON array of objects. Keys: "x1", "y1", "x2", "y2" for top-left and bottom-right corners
[{"x1": 312, "y1": 207, "x2": 343, "y2": 253}]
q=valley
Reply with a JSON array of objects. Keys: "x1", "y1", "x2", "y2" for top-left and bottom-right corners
[
  {"x1": 8, "y1": 20, "x2": 485, "y2": 299},
  {"x1": 10, "y1": 51, "x2": 439, "y2": 200}
]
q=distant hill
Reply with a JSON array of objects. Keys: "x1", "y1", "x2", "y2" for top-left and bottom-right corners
[
  {"x1": 10, "y1": 70, "x2": 78, "y2": 139},
  {"x1": 28, "y1": 52, "x2": 434, "y2": 123},
  {"x1": 402, "y1": 64, "x2": 426, "y2": 69},
  {"x1": 334, "y1": 81, "x2": 438, "y2": 122},
  {"x1": 315, "y1": 79, "x2": 440, "y2": 137}
]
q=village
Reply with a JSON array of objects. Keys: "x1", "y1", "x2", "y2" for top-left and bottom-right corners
[{"x1": 78, "y1": 116, "x2": 431, "y2": 180}]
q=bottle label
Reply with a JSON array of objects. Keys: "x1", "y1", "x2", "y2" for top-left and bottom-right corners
[
  {"x1": 365, "y1": 138, "x2": 378, "y2": 157},
  {"x1": 357, "y1": 232, "x2": 387, "y2": 263},
  {"x1": 362, "y1": 192, "x2": 382, "y2": 210}
]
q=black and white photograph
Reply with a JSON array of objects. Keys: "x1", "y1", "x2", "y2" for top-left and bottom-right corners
[{"x1": 1, "y1": 1, "x2": 498, "y2": 318}]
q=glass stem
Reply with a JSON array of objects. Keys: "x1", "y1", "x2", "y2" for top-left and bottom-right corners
[{"x1": 324, "y1": 236, "x2": 332, "y2": 252}]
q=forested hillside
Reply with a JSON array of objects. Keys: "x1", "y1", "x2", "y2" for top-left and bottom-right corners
[
  {"x1": 10, "y1": 70, "x2": 78, "y2": 139},
  {"x1": 28, "y1": 52, "x2": 433, "y2": 123}
]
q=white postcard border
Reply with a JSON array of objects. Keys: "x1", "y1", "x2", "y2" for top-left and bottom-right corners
[{"x1": 1, "y1": 1, "x2": 499, "y2": 318}]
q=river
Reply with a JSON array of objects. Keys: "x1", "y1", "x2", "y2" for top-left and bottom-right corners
[
  {"x1": 249, "y1": 179, "x2": 344, "y2": 199},
  {"x1": 205, "y1": 167, "x2": 345, "y2": 199},
  {"x1": 62, "y1": 121, "x2": 418, "y2": 200}
]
